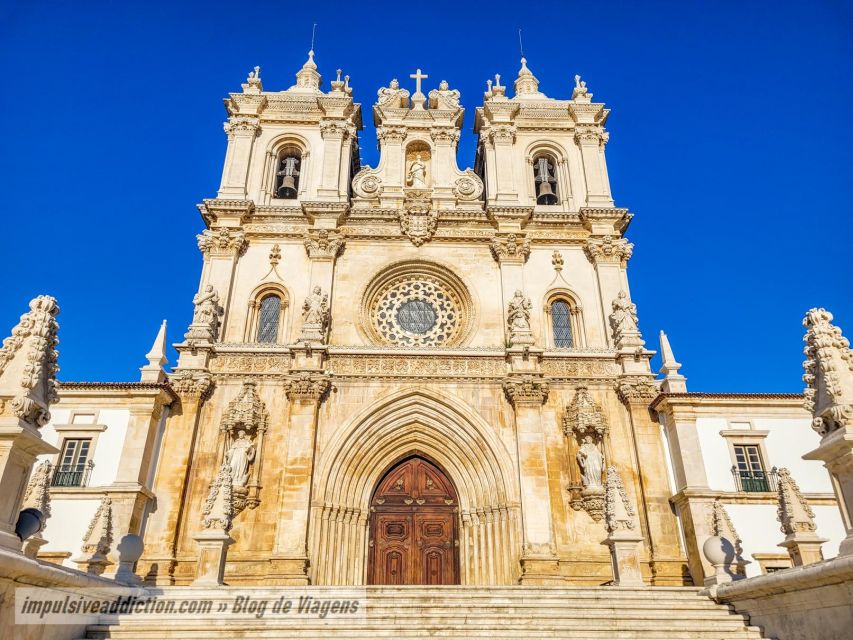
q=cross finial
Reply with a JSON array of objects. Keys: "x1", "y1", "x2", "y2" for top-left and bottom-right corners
[{"x1": 410, "y1": 68, "x2": 428, "y2": 95}]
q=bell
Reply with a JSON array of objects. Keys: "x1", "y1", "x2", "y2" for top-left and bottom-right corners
[
  {"x1": 278, "y1": 175, "x2": 297, "y2": 198},
  {"x1": 537, "y1": 181, "x2": 557, "y2": 205}
]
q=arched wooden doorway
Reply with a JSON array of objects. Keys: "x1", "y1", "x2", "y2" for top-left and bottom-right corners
[{"x1": 367, "y1": 456, "x2": 460, "y2": 585}]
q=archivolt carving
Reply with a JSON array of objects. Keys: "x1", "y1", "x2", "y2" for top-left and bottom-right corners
[
  {"x1": 310, "y1": 387, "x2": 520, "y2": 585},
  {"x1": 360, "y1": 260, "x2": 475, "y2": 348}
]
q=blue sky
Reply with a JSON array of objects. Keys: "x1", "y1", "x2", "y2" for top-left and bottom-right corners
[{"x1": 1, "y1": 1, "x2": 850, "y2": 391}]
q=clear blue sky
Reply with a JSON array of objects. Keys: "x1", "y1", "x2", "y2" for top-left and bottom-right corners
[{"x1": 1, "y1": 1, "x2": 850, "y2": 391}]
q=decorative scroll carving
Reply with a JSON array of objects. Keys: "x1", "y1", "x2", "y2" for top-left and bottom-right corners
[
  {"x1": 352, "y1": 167, "x2": 383, "y2": 199},
  {"x1": 224, "y1": 117, "x2": 261, "y2": 138},
  {"x1": 0, "y1": 295, "x2": 60, "y2": 427},
  {"x1": 453, "y1": 170, "x2": 484, "y2": 202},
  {"x1": 802, "y1": 308, "x2": 853, "y2": 436}
]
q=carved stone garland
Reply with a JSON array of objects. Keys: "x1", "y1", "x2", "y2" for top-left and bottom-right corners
[
  {"x1": 563, "y1": 386, "x2": 608, "y2": 521},
  {"x1": 219, "y1": 381, "x2": 269, "y2": 514}
]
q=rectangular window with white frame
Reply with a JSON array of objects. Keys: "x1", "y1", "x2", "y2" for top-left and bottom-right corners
[{"x1": 53, "y1": 438, "x2": 93, "y2": 487}]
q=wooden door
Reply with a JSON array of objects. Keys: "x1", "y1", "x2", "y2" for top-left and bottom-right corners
[{"x1": 368, "y1": 456, "x2": 459, "y2": 585}]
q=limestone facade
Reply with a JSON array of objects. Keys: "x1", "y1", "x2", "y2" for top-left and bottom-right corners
[{"x1": 16, "y1": 54, "x2": 848, "y2": 592}]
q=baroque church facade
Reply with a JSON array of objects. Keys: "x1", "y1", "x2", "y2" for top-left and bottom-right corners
[
  {"x1": 13, "y1": 53, "x2": 848, "y2": 594},
  {"x1": 134, "y1": 52, "x2": 685, "y2": 587}
]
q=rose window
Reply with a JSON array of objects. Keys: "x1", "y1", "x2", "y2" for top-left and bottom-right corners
[{"x1": 362, "y1": 262, "x2": 473, "y2": 347}]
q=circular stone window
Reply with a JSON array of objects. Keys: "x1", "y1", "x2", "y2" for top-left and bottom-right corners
[{"x1": 362, "y1": 261, "x2": 473, "y2": 347}]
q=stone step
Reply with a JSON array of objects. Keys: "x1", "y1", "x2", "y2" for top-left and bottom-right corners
[
  {"x1": 84, "y1": 628, "x2": 765, "y2": 640},
  {"x1": 79, "y1": 587, "x2": 767, "y2": 639}
]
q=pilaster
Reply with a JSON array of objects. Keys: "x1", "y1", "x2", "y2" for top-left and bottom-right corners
[
  {"x1": 502, "y1": 373, "x2": 560, "y2": 584},
  {"x1": 218, "y1": 117, "x2": 261, "y2": 199},
  {"x1": 271, "y1": 370, "x2": 331, "y2": 583},
  {"x1": 617, "y1": 376, "x2": 685, "y2": 583},
  {"x1": 139, "y1": 370, "x2": 212, "y2": 585}
]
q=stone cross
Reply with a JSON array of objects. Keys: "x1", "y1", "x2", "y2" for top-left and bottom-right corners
[{"x1": 410, "y1": 68, "x2": 428, "y2": 95}]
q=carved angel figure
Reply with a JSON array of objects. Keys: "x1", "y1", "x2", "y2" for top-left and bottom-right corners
[
  {"x1": 191, "y1": 285, "x2": 221, "y2": 332},
  {"x1": 407, "y1": 154, "x2": 427, "y2": 188},
  {"x1": 507, "y1": 290, "x2": 532, "y2": 332},
  {"x1": 302, "y1": 286, "x2": 329, "y2": 327},
  {"x1": 577, "y1": 436, "x2": 604, "y2": 490},
  {"x1": 429, "y1": 80, "x2": 461, "y2": 109},
  {"x1": 227, "y1": 430, "x2": 256, "y2": 488}
]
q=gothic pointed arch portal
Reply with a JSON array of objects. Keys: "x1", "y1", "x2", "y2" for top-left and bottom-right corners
[
  {"x1": 368, "y1": 455, "x2": 460, "y2": 585},
  {"x1": 309, "y1": 388, "x2": 521, "y2": 585}
]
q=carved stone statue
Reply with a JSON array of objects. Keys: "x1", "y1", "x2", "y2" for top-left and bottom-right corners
[
  {"x1": 300, "y1": 286, "x2": 330, "y2": 343},
  {"x1": 609, "y1": 291, "x2": 645, "y2": 349},
  {"x1": 226, "y1": 429, "x2": 256, "y2": 488},
  {"x1": 185, "y1": 285, "x2": 221, "y2": 343},
  {"x1": 507, "y1": 290, "x2": 535, "y2": 347},
  {"x1": 577, "y1": 436, "x2": 604, "y2": 490},
  {"x1": 429, "y1": 80, "x2": 461, "y2": 109},
  {"x1": 377, "y1": 78, "x2": 410, "y2": 108},
  {"x1": 407, "y1": 154, "x2": 427, "y2": 189}
]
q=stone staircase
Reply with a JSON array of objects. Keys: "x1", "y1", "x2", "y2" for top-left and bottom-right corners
[{"x1": 82, "y1": 586, "x2": 765, "y2": 639}]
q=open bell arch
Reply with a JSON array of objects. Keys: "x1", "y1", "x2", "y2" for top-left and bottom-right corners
[{"x1": 309, "y1": 387, "x2": 521, "y2": 585}]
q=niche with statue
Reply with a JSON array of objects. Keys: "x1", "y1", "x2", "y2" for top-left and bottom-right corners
[
  {"x1": 562, "y1": 386, "x2": 610, "y2": 521},
  {"x1": 217, "y1": 381, "x2": 269, "y2": 514}
]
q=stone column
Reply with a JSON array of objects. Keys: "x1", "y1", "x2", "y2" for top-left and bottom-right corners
[
  {"x1": 801, "y1": 308, "x2": 853, "y2": 556},
  {"x1": 138, "y1": 370, "x2": 212, "y2": 585},
  {"x1": 0, "y1": 295, "x2": 60, "y2": 553},
  {"x1": 618, "y1": 377, "x2": 686, "y2": 583},
  {"x1": 490, "y1": 231, "x2": 531, "y2": 347},
  {"x1": 271, "y1": 373, "x2": 330, "y2": 584},
  {"x1": 502, "y1": 375, "x2": 560, "y2": 584},
  {"x1": 303, "y1": 226, "x2": 345, "y2": 329},
  {"x1": 217, "y1": 118, "x2": 260, "y2": 199}
]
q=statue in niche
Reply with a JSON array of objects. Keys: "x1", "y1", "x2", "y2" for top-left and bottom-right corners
[
  {"x1": 609, "y1": 291, "x2": 643, "y2": 348},
  {"x1": 226, "y1": 429, "x2": 256, "y2": 488},
  {"x1": 577, "y1": 435, "x2": 604, "y2": 490},
  {"x1": 407, "y1": 154, "x2": 428, "y2": 189}
]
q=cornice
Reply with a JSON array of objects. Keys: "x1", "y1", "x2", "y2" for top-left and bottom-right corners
[{"x1": 650, "y1": 392, "x2": 806, "y2": 412}]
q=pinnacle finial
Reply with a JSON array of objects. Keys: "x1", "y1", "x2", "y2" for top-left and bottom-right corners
[
  {"x1": 140, "y1": 320, "x2": 168, "y2": 383},
  {"x1": 658, "y1": 330, "x2": 687, "y2": 393}
]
